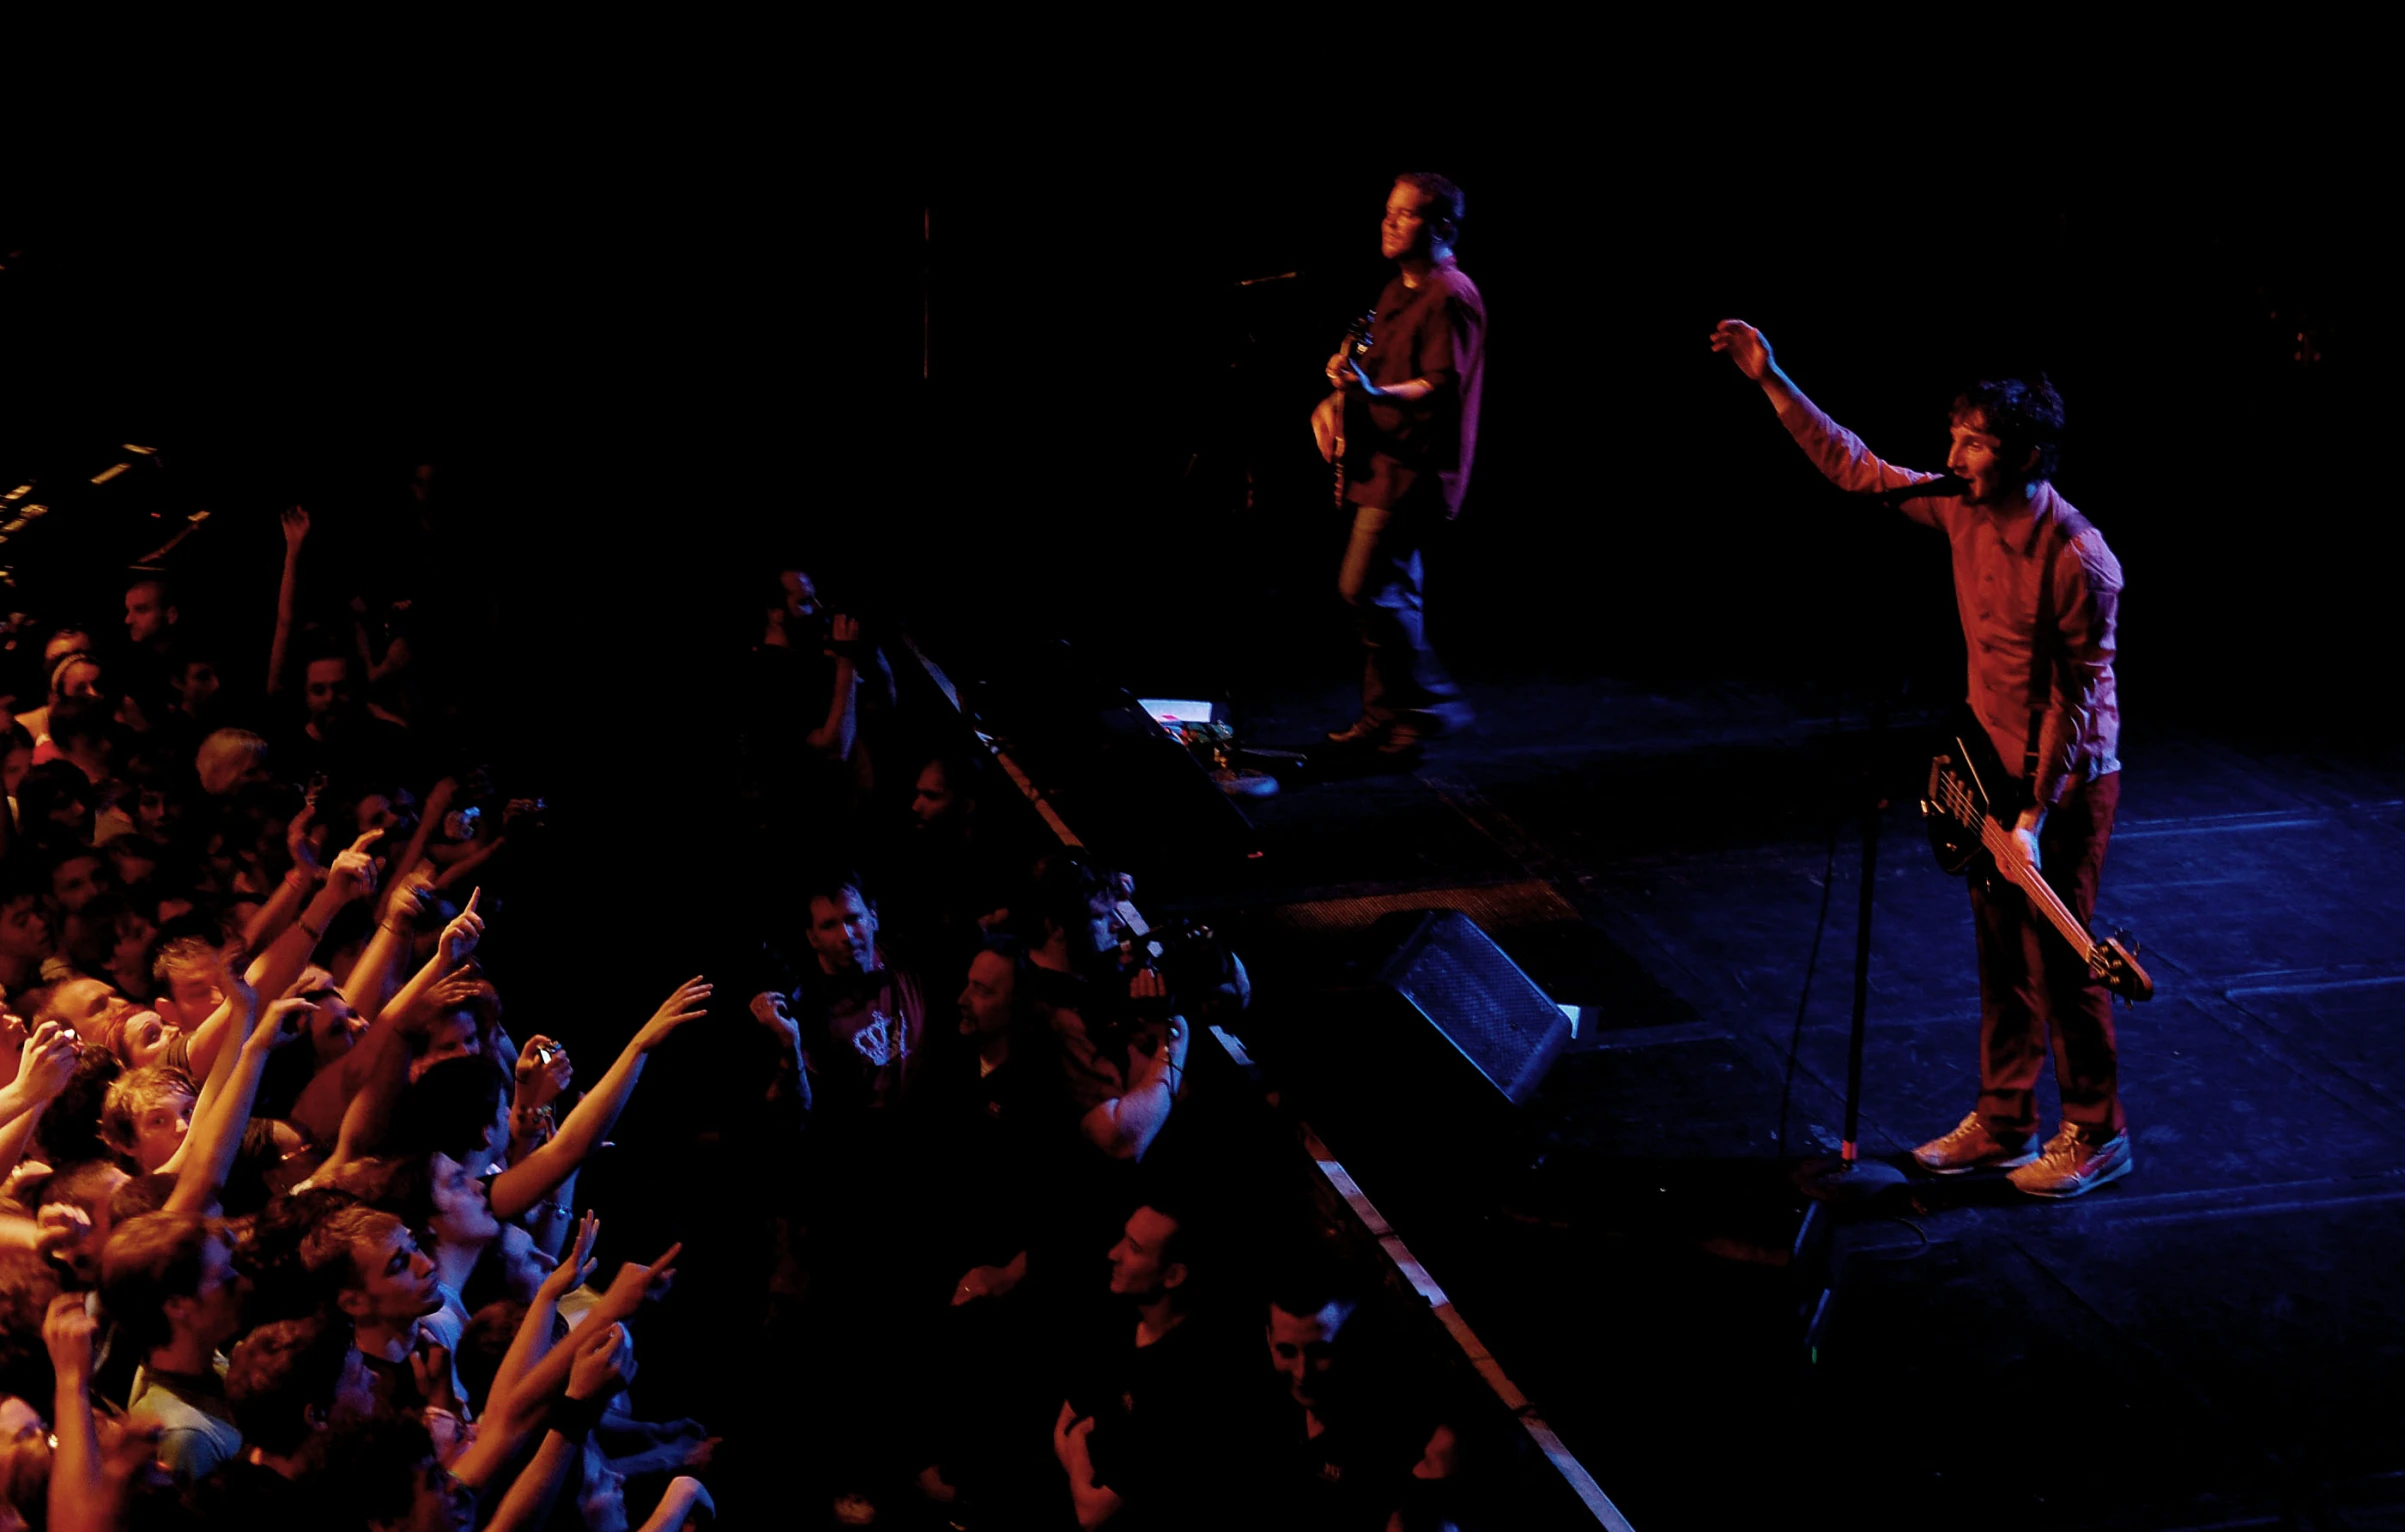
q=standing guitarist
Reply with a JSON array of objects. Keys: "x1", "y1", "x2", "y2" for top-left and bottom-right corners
[
  {"x1": 1710, "y1": 319, "x2": 2133, "y2": 1198},
  {"x1": 1311, "y1": 172, "x2": 1485, "y2": 755}
]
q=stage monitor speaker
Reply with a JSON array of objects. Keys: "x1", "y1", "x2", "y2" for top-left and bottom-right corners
[{"x1": 1373, "y1": 909, "x2": 1570, "y2": 1108}]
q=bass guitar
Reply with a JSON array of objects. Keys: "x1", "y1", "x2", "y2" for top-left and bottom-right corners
[{"x1": 1921, "y1": 712, "x2": 2154, "y2": 1002}]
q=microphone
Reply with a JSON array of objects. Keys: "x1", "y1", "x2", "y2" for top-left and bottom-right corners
[{"x1": 1872, "y1": 474, "x2": 1968, "y2": 506}]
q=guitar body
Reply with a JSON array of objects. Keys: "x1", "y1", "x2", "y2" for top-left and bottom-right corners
[
  {"x1": 1924, "y1": 714, "x2": 2026, "y2": 882},
  {"x1": 1921, "y1": 707, "x2": 2156, "y2": 1003}
]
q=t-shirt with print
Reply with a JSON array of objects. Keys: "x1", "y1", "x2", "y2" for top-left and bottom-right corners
[{"x1": 797, "y1": 960, "x2": 929, "y2": 1116}]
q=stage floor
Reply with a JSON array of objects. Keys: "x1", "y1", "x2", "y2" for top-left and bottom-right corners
[{"x1": 1151, "y1": 668, "x2": 2405, "y2": 1530}]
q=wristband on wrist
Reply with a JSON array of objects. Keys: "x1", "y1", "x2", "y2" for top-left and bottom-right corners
[{"x1": 549, "y1": 1390, "x2": 609, "y2": 1442}]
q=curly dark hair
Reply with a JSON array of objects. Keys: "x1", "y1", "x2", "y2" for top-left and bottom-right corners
[
  {"x1": 322, "y1": 1412, "x2": 442, "y2": 1529},
  {"x1": 1952, "y1": 375, "x2": 2066, "y2": 483},
  {"x1": 227, "y1": 1314, "x2": 356, "y2": 1455},
  {"x1": 238, "y1": 1185, "x2": 363, "y2": 1328}
]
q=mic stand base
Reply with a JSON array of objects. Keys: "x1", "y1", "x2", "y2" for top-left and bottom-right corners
[{"x1": 1792, "y1": 1154, "x2": 1908, "y2": 1205}]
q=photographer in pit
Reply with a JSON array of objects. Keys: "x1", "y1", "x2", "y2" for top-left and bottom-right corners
[
  {"x1": 739, "y1": 566, "x2": 896, "y2": 853},
  {"x1": 1020, "y1": 852, "x2": 1254, "y2": 1170}
]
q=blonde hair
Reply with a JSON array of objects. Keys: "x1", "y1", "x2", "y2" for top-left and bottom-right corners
[
  {"x1": 47, "y1": 650, "x2": 102, "y2": 706},
  {"x1": 101, "y1": 1064, "x2": 196, "y2": 1158},
  {"x1": 195, "y1": 728, "x2": 271, "y2": 796},
  {"x1": 42, "y1": 630, "x2": 94, "y2": 669}
]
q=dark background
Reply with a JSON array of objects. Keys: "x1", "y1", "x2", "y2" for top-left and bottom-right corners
[{"x1": 4, "y1": 101, "x2": 2381, "y2": 747}]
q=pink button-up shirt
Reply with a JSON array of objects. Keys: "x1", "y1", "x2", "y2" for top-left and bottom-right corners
[{"x1": 1783, "y1": 394, "x2": 2122, "y2": 809}]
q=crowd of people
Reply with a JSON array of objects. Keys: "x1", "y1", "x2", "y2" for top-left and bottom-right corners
[{"x1": 0, "y1": 483, "x2": 1484, "y2": 1529}]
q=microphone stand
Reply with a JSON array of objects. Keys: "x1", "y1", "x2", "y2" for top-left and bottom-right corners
[
  {"x1": 1794, "y1": 475, "x2": 1953, "y2": 1204},
  {"x1": 1793, "y1": 679, "x2": 1908, "y2": 1205}
]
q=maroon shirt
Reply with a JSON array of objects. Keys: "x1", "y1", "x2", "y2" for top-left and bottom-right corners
[
  {"x1": 1345, "y1": 255, "x2": 1485, "y2": 516},
  {"x1": 1782, "y1": 394, "x2": 2122, "y2": 809}
]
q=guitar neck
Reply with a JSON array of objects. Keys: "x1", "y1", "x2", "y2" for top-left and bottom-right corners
[{"x1": 1975, "y1": 817, "x2": 2097, "y2": 961}]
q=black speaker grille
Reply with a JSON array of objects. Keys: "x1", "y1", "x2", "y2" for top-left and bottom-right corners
[{"x1": 1379, "y1": 910, "x2": 1570, "y2": 1106}]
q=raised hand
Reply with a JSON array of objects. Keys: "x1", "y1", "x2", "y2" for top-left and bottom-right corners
[
  {"x1": 514, "y1": 1033, "x2": 573, "y2": 1108},
  {"x1": 211, "y1": 943, "x2": 260, "y2": 1023},
  {"x1": 950, "y1": 1258, "x2": 1026, "y2": 1307},
  {"x1": 827, "y1": 613, "x2": 861, "y2": 652},
  {"x1": 381, "y1": 863, "x2": 439, "y2": 930},
  {"x1": 635, "y1": 977, "x2": 711, "y2": 1053},
  {"x1": 326, "y1": 830, "x2": 385, "y2": 905},
  {"x1": 17, "y1": 1019, "x2": 81, "y2": 1101},
  {"x1": 568, "y1": 1322, "x2": 636, "y2": 1400},
  {"x1": 539, "y1": 1212, "x2": 601, "y2": 1302},
  {"x1": 42, "y1": 1292, "x2": 99, "y2": 1382},
  {"x1": 748, "y1": 991, "x2": 799, "y2": 1044},
  {"x1": 286, "y1": 801, "x2": 327, "y2": 884},
  {"x1": 281, "y1": 504, "x2": 312, "y2": 554},
  {"x1": 598, "y1": 1241, "x2": 683, "y2": 1318},
  {"x1": 388, "y1": 965, "x2": 487, "y2": 1034},
  {"x1": 441, "y1": 887, "x2": 485, "y2": 966},
  {"x1": 1708, "y1": 319, "x2": 1775, "y2": 381},
  {"x1": 253, "y1": 997, "x2": 316, "y2": 1051}
]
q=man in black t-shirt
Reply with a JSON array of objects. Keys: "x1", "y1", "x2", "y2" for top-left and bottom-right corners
[
  {"x1": 1251, "y1": 1273, "x2": 1458, "y2": 1530},
  {"x1": 1053, "y1": 1200, "x2": 1264, "y2": 1531},
  {"x1": 1314, "y1": 172, "x2": 1488, "y2": 756}
]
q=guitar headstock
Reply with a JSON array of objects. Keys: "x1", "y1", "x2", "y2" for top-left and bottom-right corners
[{"x1": 2090, "y1": 931, "x2": 2155, "y2": 1003}]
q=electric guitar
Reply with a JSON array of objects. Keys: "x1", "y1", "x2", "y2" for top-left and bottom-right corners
[
  {"x1": 1921, "y1": 712, "x2": 2155, "y2": 1002},
  {"x1": 1328, "y1": 309, "x2": 1374, "y2": 509}
]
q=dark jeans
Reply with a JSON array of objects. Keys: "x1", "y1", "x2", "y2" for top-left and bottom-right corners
[
  {"x1": 1336, "y1": 495, "x2": 1461, "y2": 723},
  {"x1": 1973, "y1": 771, "x2": 2124, "y2": 1140}
]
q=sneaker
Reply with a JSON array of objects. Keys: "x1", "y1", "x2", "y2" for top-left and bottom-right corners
[
  {"x1": 2008, "y1": 1123, "x2": 2133, "y2": 1199},
  {"x1": 1911, "y1": 1112, "x2": 2040, "y2": 1175}
]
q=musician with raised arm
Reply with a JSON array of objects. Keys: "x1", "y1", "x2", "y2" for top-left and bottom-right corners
[
  {"x1": 1310, "y1": 172, "x2": 1486, "y2": 756},
  {"x1": 1710, "y1": 318, "x2": 2132, "y2": 1198}
]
